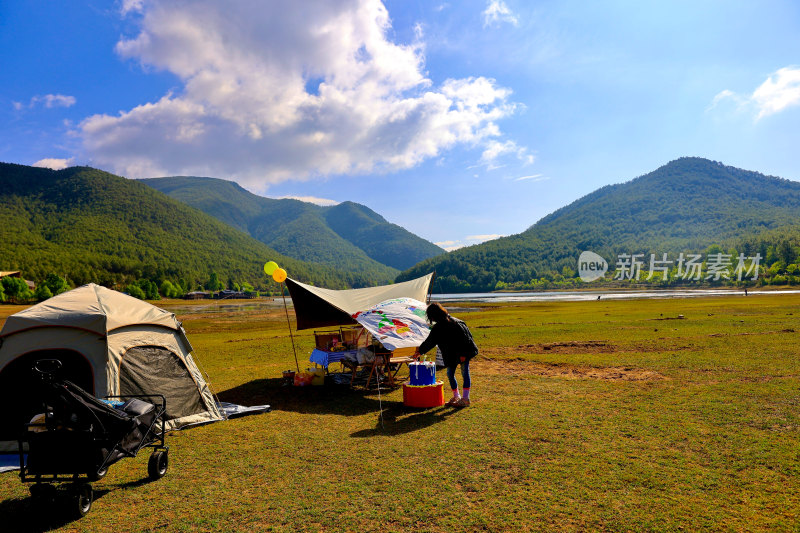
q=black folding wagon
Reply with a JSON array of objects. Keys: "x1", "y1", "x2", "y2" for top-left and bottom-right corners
[{"x1": 18, "y1": 359, "x2": 169, "y2": 518}]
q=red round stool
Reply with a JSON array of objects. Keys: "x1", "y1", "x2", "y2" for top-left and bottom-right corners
[{"x1": 402, "y1": 381, "x2": 445, "y2": 408}]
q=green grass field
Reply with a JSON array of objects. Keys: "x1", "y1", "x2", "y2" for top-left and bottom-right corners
[{"x1": 1, "y1": 294, "x2": 799, "y2": 532}]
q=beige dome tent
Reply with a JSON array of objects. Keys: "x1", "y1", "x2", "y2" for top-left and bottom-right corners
[{"x1": 0, "y1": 283, "x2": 221, "y2": 452}]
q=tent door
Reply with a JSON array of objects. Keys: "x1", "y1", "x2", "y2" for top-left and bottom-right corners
[{"x1": 119, "y1": 346, "x2": 206, "y2": 422}]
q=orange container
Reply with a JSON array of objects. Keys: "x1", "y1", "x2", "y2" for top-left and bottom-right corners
[
  {"x1": 402, "y1": 381, "x2": 444, "y2": 408},
  {"x1": 294, "y1": 372, "x2": 313, "y2": 386}
]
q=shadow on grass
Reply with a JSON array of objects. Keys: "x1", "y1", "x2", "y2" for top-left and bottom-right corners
[
  {"x1": 351, "y1": 403, "x2": 459, "y2": 438},
  {"x1": 0, "y1": 486, "x2": 110, "y2": 532},
  {"x1": 217, "y1": 378, "x2": 369, "y2": 415},
  {"x1": 114, "y1": 475, "x2": 157, "y2": 490},
  {"x1": 218, "y1": 376, "x2": 406, "y2": 416},
  {"x1": 218, "y1": 376, "x2": 455, "y2": 435}
]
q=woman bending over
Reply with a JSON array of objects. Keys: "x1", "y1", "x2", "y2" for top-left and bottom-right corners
[{"x1": 416, "y1": 302, "x2": 479, "y2": 407}]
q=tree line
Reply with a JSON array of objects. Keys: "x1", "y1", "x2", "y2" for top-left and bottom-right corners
[{"x1": 0, "y1": 272, "x2": 270, "y2": 304}]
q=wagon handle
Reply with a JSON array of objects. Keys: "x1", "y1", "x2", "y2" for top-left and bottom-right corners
[{"x1": 32, "y1": 358, "x2": 62, "y2": 380}]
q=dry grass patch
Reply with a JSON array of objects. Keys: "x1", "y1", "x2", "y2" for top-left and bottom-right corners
[
  {"x1": 482, "y1": 339, "x2": 615, "y2": 355},
  {"x1": 478, "y1": 357, "x2": 667, "y2": 381},
  {"x1": 708, "y1": 328, "x2": 796, "y2": 337}
]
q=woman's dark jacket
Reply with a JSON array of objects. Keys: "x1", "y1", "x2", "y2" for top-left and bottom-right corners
[{"x1": 418, "y1": 317, "x2": 479, "y2": 368}]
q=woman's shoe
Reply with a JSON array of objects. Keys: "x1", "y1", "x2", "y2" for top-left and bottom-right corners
[
  {"x1": 445, "y1": 396, "x2": 461, "y2": 406},
  {"x1": 453, "y1": 398, "x2": 471, "y2": 407}
]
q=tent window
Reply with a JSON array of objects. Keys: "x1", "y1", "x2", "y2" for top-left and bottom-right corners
[
  {"x1": 0, "y1": 349, "x2": 94, "y2": 442},
  {"x1": 120, "y1": 346, "x2": 205, "y2": 421}
]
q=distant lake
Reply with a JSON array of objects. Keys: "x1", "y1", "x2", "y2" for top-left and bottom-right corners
[
  {"x1": 161, "y1": 288, "x2": 800, "y2": 315},
  {"x1": 431, "y1": 288, "x2": 800, "y2": 303}
]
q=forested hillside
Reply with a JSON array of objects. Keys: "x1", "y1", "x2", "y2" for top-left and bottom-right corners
[
  {"x1": 141, "y1": 176, "x2": 444, "y2": 274},
  {"x1": 399, "y1": 158, "x2": 800, "y2": 291},
  {"x1": 0, "y1": 163, "x2": 386, "y2": 293}
]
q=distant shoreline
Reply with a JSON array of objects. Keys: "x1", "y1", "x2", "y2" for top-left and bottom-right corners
[{"x1": 431, "y1": 287, "x2": 797, "y2": 303}]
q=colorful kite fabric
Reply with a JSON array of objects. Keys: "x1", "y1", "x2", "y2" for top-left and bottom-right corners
[{"x1": 352, "y1": 298, "x2": 430, "y2": 351}]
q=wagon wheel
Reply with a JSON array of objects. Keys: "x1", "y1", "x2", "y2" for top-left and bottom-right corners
[
  {"x1": 147, "y1": 449, "x2": 168, "y2": 481},
  {"x1": 68, "y1": 483, "x2": 93, "y2": 518}
]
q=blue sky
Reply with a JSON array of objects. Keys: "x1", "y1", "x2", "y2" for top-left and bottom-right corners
[{"x1": 2, "y1": 1, "x2": 800, "y2": 250}]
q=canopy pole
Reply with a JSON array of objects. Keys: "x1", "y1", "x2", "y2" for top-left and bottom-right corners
[
  {"x1": 426, "y1": 270, "x2": 436, "y2": 304},
  {"x1": 279, "y1": 281, "x2": 300, "y2": 372}
]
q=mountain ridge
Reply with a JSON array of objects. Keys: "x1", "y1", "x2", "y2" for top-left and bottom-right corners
[
  {"x1": 141, "y1": 176, "x2": 445, "y2": 274},
  {"x1": 398, "y1": 157, "x2": 800, "y2": 291},
  {"x1": 0, "y1": 163, "x2": 385, "y2": 290}
]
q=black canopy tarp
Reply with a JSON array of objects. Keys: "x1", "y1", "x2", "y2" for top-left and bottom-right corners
[{"x1": 284, "y1": 273, "x2": 434, "y2": 330}]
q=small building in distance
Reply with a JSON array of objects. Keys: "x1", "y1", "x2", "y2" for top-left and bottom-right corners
[
  {"x1": 0, "y1": 271, "x2": 35, "y2": 290},
  {"x1": 184, "y1": 291, "x2": 211, "y2": 300},
  {"x1": 215, "y1": 290, "x2": 254, "y2": 300}
]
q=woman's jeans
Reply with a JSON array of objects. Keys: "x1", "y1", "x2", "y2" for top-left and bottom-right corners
[{"x1": 446, "y1": 360, "x2": 471, "y2": 390}]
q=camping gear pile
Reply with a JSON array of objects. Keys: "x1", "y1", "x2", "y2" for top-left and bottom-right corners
[
  {"x1": 19, "y1": 359, "x2": 168, "y2": 517},
  {"x1": 285, "y1": 274, "x2": 436, "y2": 387},
  {"x1": 293, "y1": 367, "x2": 324, "y2": 386}
]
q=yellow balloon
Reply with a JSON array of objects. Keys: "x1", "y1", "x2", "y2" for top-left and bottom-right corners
[
  {"x1": 272, "y1": 268, "x2": 287, "y2": 283},
  {"x1": 264, "y1": 261, "x2": 279, "y2": 275}
]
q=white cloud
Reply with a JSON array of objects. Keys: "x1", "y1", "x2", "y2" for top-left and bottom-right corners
[
  {"x1": 275, "y1": 195, "x2": 339, "y2": 206},
  {"x1": 482, "y1": 0, "x2": 518, "y2": 28},
  {"x1": 707, "y1": 89, "x2": 738, "y2": 112},
  {"x1": 710, "y1": 67, "x2": 800, "y2": 120},
  {"x1": 413, "y1": 22, "x2": 424, "y2": 40},
  {"x1": 481, "y1": 140, "x2": 515, "y2": 165},
  {"x1": 30, "y1": 94, "x2": 76, "y2": 109},
  {"x1": 437, "y1": 233, "x2": 504, "y2": 251},
  {"x1": 79, "y1": 0, "x2": 521, "y2": 185},
  {"x1": 466, "y1": 233, "x2": 503, "y2": 241},
  {"x1": 514, "y1": 173, "x2": 549, "y2": 182},
  {"x1": 121, "y1": 0, "x2": 144, "y2": 14},
  {"x1": 479, "y1": 139, "x2": 534, "y2": 170},
  {"x1": 15, "y1": 94, "x2": 76, "y2": 111},
  {"x1": 32, "y1": 157, "x2": 75, "y2": 170},
  {"x1": 752, "y1": 67, "x2": 800, "y2": 119}
]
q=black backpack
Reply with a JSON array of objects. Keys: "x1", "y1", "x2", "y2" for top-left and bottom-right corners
[{"x1": 452, "y1": 318, "x2": 479, "y2": 359}]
